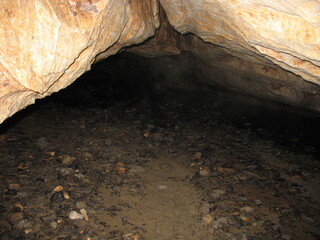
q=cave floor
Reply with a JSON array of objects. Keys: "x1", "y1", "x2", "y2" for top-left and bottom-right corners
[{"x1": 0, "y1": 90, "x2": 319, "y2": 240}]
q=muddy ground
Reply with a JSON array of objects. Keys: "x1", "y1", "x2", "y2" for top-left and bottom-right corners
[{"x1": 0, "y1": 56, "x2": 320, "y2": 240}]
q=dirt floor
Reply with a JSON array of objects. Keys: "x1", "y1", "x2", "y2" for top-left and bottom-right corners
[{"x1": 0, "y1": 59, "x2": 320, "y2": 240}]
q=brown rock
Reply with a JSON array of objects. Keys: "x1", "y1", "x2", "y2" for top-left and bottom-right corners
[{"x1": 8, "y1": 212, "x2": 24, "y2": 225}]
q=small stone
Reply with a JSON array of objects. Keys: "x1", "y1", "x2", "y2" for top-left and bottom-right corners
[
  {"x1": 50, "y1": 192, "x2": 64, "y2": 203},
  {"x1": 61, "y1": 155, "x2": 76, "y2": 166},
  {"x1": 23, "y1": 228, "x2": 33, "y2": 234},
  {"x1": 63, "y1": 191, "x2": 70, "y2": 199},
  {"x1": 202, "y1": 214, "x2": 213, "y2": 224},
  {"x1": 240, "y1": 206, "x2": 254, "y2": 213},
  {"x1": 56, "y1": 167, "x2": 74, "y2": 176},
  {"x1": 254, "y1": 199, "x2": 263, "y2": 206},
  {"x1": 240, "y1": 214, "x2": 250, "y2": 222},
  {"x1": 53, "y1": 186, "x2": 64, "y2": 192},
  {"x1": 8, "y1": 183, "x2": 21, "y2": 191},
  {"x1": 217, "y1": 217, "x2": 228, "y2": 224},
  {"x1": 199, "y1": 166, "x2": 211, "y2": 176},
  {"x1": 69, "y1": 211, "x2": 83, "y2": 220},
  {"x1": 9, "y1": 212, "x2": 24, "y2": 225},
  {"x1": 76, "y1": 201, "x2": 87, "y2": 209},
  {"x1": 17, "y1": 219, "x2": 33, "y2": 229},
  {"x1": 80, "y1": 209, "x2": 89, "y2": 221},
  {"x1": 50, "y1": 221, "x2": 58, "y2": 229}
]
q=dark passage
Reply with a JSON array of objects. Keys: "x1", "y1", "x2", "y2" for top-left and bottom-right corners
[{"x1": 0, "y1": 53, "x2": 319, "y2": 240}]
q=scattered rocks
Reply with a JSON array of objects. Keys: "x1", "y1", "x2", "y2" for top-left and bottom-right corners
[{"x1": 0, "y1": 87, "x2": 319, "y2": 240}]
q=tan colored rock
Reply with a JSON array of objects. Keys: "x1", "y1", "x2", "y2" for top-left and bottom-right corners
[
  {"x1": 0, "y1": 0, "x2": 159, "y2": 124},
  {"x1": 159, "y1": 0, "x2": 320, "y2": 85}
]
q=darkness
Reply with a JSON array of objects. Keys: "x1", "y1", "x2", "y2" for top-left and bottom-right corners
[{"x1": 2, "y1": 52, "x2": 319, "y2": 158}]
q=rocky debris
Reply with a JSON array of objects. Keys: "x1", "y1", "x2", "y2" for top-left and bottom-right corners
[{"x1": 0, "y1": 86, "x2": 319, "y2": 239}]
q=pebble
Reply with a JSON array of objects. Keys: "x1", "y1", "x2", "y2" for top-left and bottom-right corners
[
  {"x1": 17, "y1": 219, "x2": 34, "y2": 229},
  {"x1": 80, "y1": 209, "x2": 89, "y2": 221},
  {"x1": 240, "y1": 206, "x2": 254, "y2": 213},
  {"x1": 8, "y1": 183, "x2": 21, "y2": 191},
  {"x1": 56, "y1": 167, "x2": 74, "y2": 176},
  {"x1": 50, "y1": 192, "x2": 64, "y2": 203},
  {"x1": 202, "y1": 214, "x2": 213, "y2": 224},
  {"x1": 239, "y1": 214, "x2": 250, "y2": 223},
  {"x1": 69, "y1": 211, "x2": 84, "y2": 220},
  {"x1": 61, "y1": 155, "x2": 76, "y2": 166},
  {"x1": 63, "y1": 191, "x2": 71, "y2": 199},
  {"x1": 50, "y1": 221, "x2": 58, "y2": 229},
  {"x1": 199, "y1": 166, "x2": 211, "y2": 176},
  {"x1": 9, "y1": 212, "x2": 24, "y2": 225},
  {"x1": 217, "y1": 217, "x2": 228, "y2": 224},
  {"x1": 76, "y1": 201, "x2": 87, "y2": 209}
]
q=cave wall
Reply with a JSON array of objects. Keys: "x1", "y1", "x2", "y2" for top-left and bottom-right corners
[
  {"x1": 0, "y1": 0, "x2": 159, "y2": 124},
  {"x1": 0, "y1": 0, "x2": 320, "y2": 124}
]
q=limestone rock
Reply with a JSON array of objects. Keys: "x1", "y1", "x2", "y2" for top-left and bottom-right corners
[
  {"x1": 159, "y1": 0, "x2": 320, "y2": 85},
  {"x1": 0, "y1": 0, "x2": 159, "y2": 124}
]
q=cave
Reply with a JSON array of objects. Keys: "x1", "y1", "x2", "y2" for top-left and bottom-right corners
[{"x1": 0, "y1": 0, "x2": 320, "y2": 239}]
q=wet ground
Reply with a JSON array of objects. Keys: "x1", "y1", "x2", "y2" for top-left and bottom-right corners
[{"x1": 0, "y1": 56, "x2": 320, "y2": 240}]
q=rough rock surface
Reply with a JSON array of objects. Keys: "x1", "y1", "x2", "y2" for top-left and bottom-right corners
[
  {"x1": 160, "y1": 0, "x2": 320, "y2": 85},
  {"x1": 1, "y1": 0, "x2": 320, "y2": 123},
  {"x1": 0, "y1": 0, "x2": 159, "y2": 124}
]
